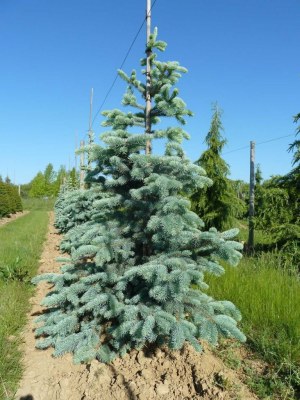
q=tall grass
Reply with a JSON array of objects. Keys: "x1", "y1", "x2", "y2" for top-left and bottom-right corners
[
  {"x1": 22, "y1": 197, "x2": 55, "y2": 212},
  {"x1": 0, "y1": 211, "x2": 49, "y2": 399},
  {"x1": 206, "y1": 251, "x2": 300, "y2": 396}
]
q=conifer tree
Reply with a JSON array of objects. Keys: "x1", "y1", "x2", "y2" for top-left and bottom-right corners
[
  {"x1": 191, "y1": 105, "x2": 242, "y2": 230},
  {"x1": 0, "y1": 182, "x2": 10, "y2": 217},
  {"x1": 44, "y1": 163, "x2": 56, "y2": 196},
  {"x1": 69, "y1": 167, "x2": 79, "y2": 188},
  {"x1": 264, "y1": 113, "x2": 300, "y2": 250},
  {"x1": 12, "y1": 185, "x2": 22, "y2": 212},
  {"x1": 54, "y1": 179, "x2": 76, "y2": 233},
  {"x1": 282, "y1": 112, "x2": 300, "y2": 201},
  {"x1": 54, "y1": 182, "x2": 100, "y2": 236},
  {"x1": 53, "y1": 166, "x2": 67, "y2": 197},
  {"x1": 6, "y1": 184, "x2": 17, "y2": 213},
  {"x1": 289, "y1": 113, "x2": 300, "y2": 171},
  {"x1": 255, "y1": 164, "x2": 263, "y2": 186},
  {"x1": 33, "y1": 29, "x2": 245, "y2": 364},
  {"x1": 286, "y1": 113, "x2": 300, "y2": 221}
]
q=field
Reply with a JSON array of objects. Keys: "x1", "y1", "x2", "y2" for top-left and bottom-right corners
[
  {"x1": 0, "y1": 202, "x2": 50, "y2": 399},
  {"x1": 206, "y1": 224, "x2": 300, "y2": 399},
  {"x1": 1, "y1": 2, "x2": 299, "y2": 399},
  {"x1": 0, "y1": 200, "x2": 299, "y2": 399}
]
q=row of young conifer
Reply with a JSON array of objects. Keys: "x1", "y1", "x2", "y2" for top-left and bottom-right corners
[
  {"x1": 32, "y1": 29, "x2": 246, "y2": 365},
  {"x1": 0, "y1": 180, "x2": 23, "y2": 218},
  {"x1": 32, "y1": 22, "x2": 299, "y2": 364}
]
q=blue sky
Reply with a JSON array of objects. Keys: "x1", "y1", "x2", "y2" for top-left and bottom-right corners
[{"x1": 0, "y1": 0, "x2": 299, "y2": 184}]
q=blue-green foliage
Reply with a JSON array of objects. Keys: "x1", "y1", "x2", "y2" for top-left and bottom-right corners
[
  {"x1": 33, "y1": 29, "x2": 245, "y2": 364},
  {"x1": 54, "y1": 180, "x2": 103, "y2": 235}
]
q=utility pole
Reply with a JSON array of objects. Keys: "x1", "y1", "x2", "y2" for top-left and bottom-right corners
[
  {"x1": 87, "y1": 88, "x2": 94, "y2": 170},
  {"x1": 88, "y1": 88, "x2": 94, "y2": 168},
  {"x1": 89, "y1": 88, "x2": 93, "y2": 133},
  {"x1": 80, "y1": 140, "x2": 85, "y2": 190},
  {"x1": 145, "y1": 0, "x2": 152, "y2": 155},
  {"x1": 248, "y1": 141, "x2": 255, "y2": 251},
  {"x1": 75, "y1": 131, "x2": 78, "y2": 171}
]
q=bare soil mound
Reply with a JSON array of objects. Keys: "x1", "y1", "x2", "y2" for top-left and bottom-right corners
[{"x1": 16, "y1": 213, "x2": 257, "y2": 400}]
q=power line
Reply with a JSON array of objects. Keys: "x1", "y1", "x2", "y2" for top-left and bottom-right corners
[
  {"x1": 223, "y1": 133, "x2": 295, "y2": 155},
  {"x1": 223, "y1": 144, "x2": 249, "y2": 155},
  {"x1": 90, "y1": 0, "x2": 158, "y2": 130},
  {"x1": 256, "y1": 133, "x2": 294, "y2": 146}
]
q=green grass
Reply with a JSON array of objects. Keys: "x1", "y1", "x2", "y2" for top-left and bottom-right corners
[
  {"x1": 235, "y1": 219, "x2": 274, "y2": 246},
  {"x1": 0, "y1": 211, "x2": 49, "y2": 399},
  {"x1": 22, "y1": 197, "x2": 55, "y2": 212},
  {"x1": 206, "y1": 252, "x2": 300, "y2": 398}
]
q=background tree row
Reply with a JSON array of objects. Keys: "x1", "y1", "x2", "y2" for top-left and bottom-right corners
[
  {"x1": 0, "y1": 177, "x2": 23, "y2": 218},
  {"x1": 21, "y1": 164, "x2": 79, "y2": 198}
]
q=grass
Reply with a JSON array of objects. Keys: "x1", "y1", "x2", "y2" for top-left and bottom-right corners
[
  {"x1": 206, "y1": 251, "x2": 300, "y2": 399},
  {"x1": 235, "y1": 219, "x2": 274, "y2": 246},
  {"x1": 0, "y1": 205, "x2": 297, "y2": 397},
  {"x1": 22, "y1": 197, "x2": 56, "y2": 212},
  {"x1": 0, "y1": 210, "x2": 49, "y2": 399}
]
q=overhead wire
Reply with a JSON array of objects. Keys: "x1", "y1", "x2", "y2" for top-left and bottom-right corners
[
  {"x1": 223, "y1": 133, "x2": 295, "y2": 155},
  {"x1": 81, "y1": 0, "x2": 295, "y2": 165},
  {"x1": 88, "y1": 0, "x2": 158, "y2": 133}
]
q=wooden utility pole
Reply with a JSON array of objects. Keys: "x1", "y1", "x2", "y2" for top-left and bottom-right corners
[
  {"x1": 248, "y1": 141, "x2": 255, "y2": 250},
  {"x1": 89, "y1": 88, "x2": 93, "y2": 132},
  {"x1": 75, "y1": 131, "x2": 78, "y2": 171},
  {"x1": 145, "y1": 0, "x2": 152, "y2": 155},
  {"x1": 80, "y1": 140, "x2": 85, "y2": 189},
  {"x1": 88, "y1": 88, "x2": 94, "y2": 169}
]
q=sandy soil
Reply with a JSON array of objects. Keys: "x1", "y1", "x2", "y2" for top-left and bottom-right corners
[
  {"x1": 0, "y1": 211, "x2": 29, "y2": 227},
  {"x1": 16, "y1": 213, "x2": 257, "y2": 400}
]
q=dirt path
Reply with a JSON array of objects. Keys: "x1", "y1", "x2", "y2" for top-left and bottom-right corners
[
  {"x1": 16, "y1": 213, "x2": 257, "y2": 400},
  {"x1": 0, "y1": 211, "x2": 29, "y2": 227}
]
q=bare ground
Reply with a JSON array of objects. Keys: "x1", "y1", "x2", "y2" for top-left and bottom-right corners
[{"x1": 15, "y1": 213, "x2": 257, "y2": 400}]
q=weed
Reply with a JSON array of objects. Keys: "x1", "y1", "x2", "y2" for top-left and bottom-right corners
[{"x1": 213, "y1": 340, "x2": 242, "y2": 370}]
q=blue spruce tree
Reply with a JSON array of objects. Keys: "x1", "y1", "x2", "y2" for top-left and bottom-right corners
[
  {"x1": 33, "y1": 29, "x2": 245, "y2": 363},
  {"x1": 54, "y1": 181, "x2": 102, "y2": 236}
]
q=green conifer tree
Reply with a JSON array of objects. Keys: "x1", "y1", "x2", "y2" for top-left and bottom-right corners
[
  {"x1": 289, "y1": 113, "x2": 300, "y2": 169},
  {"x1": 286, "y1": 113, "x2": 300, "y2": 222},
  {"x1": 12, "y1": 185, "x2": 22, "y2": 212},
  {"x1": 53, "y1": 166, "x2": 67, "y2": 197},
  {"x1": 255, "y1": 164, "x2": 263, "y2": 186},
  {"x1": 191, "y1": 105, "x2": 242, "y2": 230},
  {"x1": 69, "y1": 167, "x2": 79, "y2": 188},
  {"x1": 5, "y1": 183, "x2": 17, "y2": 214},
  {"x1": 264, "y1": 113, "x2": 300, "y2": 252},
  {"x1": 0, "y1": 182, "x2": 10, "y2": 217},
  {"x1": 283, "y1": 112, "x2": 300, "y2": 201},
  {"x1": 33, "y1": 29, "x2": 245, "y2": 364}
]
